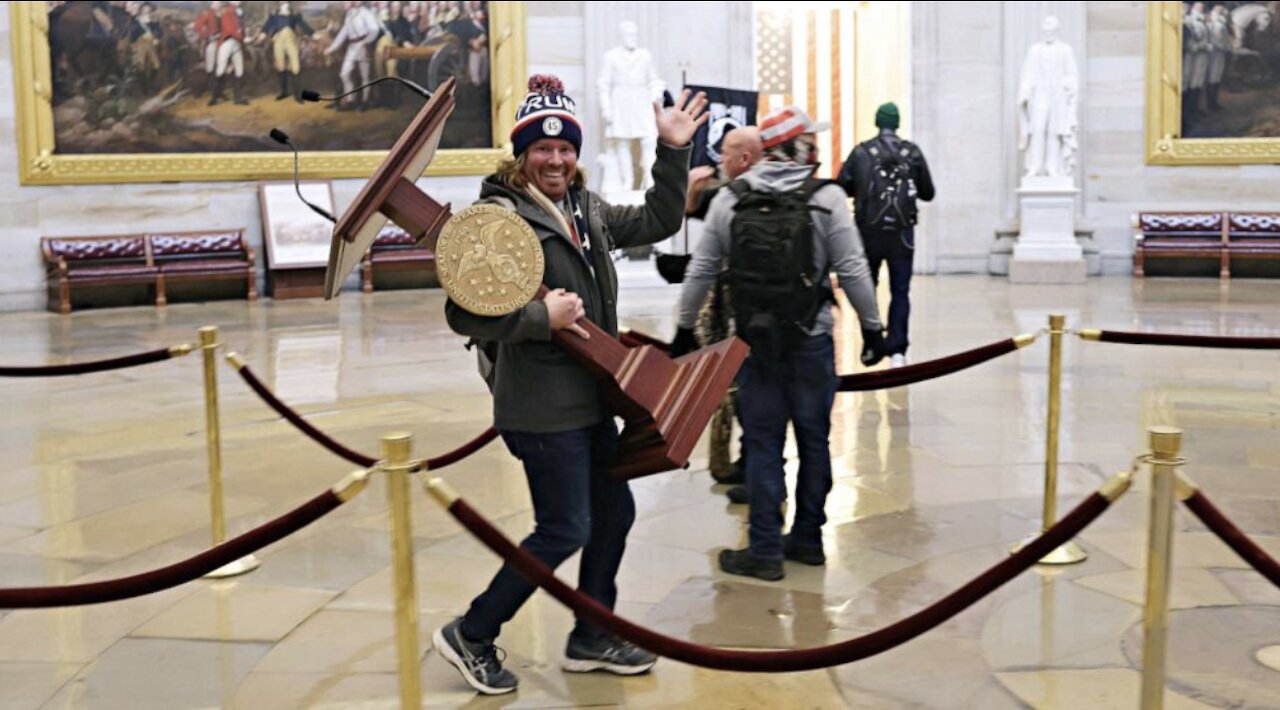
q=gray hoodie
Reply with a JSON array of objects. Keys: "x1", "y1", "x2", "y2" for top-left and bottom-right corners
[{"x1": 677, "y1": 160, "x2": 882, "y2": 335}]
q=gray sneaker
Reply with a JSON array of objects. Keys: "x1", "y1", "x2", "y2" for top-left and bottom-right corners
[
  {"x1": 562, "y1": 634, "x2": 657, "y2": 675},
  {"x1": 433, "y1": 617, "x2": 519, "y2": 695}
]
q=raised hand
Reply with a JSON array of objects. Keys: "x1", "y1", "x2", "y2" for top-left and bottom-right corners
[{"x1": 653, "y1": 89, "x2": 709, "y2": 147}]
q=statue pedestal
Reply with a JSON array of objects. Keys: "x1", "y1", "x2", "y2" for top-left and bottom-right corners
[{"x1": 1009, "y1": 176, "x2": 1086, "y2": 284}]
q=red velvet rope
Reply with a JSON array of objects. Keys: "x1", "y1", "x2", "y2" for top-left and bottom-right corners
[
  {"x1": 445, "y1": 491, "x2": 1111, "y2": 672},
  {"x1": 1092, "y1": 330, "x2": 1280, "y2": 350},
  {"x1": 234, "y1": 363, "x2": 379, "y2": 467},
  {"x1": 839, "y1": 338, "x2": 1020, "y2": 392},
  {"x1": 0, "y1": 347, "x2": 176, "y2": 377},
  {"x1": 1182, "y1": 490, "x2": 1280, "y2": 588},
  {"x1": 234, "y1": 363, "x2": 497, "y2": 471},
  {"x1": 617, "y1": 330, "x2": 1021, "y2": 393},
  {"x1": 426, "y1": 427, "x2": 499, "y2": 469},
  {"x1": 0, "y1": 489, "x2": 342, "y2": 608}
]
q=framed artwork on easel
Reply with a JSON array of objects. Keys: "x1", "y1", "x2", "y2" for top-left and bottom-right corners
[{"x1": 259, "y1": 180, "x2": 334, "y2": 298}]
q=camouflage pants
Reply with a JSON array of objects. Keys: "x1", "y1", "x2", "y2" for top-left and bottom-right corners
[{"x1": 696, "y1": 277, "x2": 736, "y2": 480}]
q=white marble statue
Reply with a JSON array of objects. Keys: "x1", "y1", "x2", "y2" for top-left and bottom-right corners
[
  {"x1": 597, "y1": 20, "x2": 666, "y2": 193},
  {"x1": 1017, "y1": 16, "x2": 1079, "y2": 179}
]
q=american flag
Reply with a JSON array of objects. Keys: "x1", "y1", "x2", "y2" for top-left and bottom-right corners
[{"x1": 756, "y1": 6, "x2": 855, "y2": 179}]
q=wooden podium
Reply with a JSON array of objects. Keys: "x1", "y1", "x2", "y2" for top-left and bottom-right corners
[{"x1": 324, "y1": 78, "x2": 748, "y2": 480}]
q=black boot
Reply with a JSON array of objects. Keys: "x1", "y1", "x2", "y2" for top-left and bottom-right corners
[
  {"x1": 207, "y1": 75, "x2": 224, "y2": 106},
  {"x1": 276, "y1": 72, "x2": 289, "y2": 100},
  {"x1": 233, "y1": 76, "x2": 248, "y2": 105},
  {"x1": 293, "y1": 74, "x2": 304, "y2": 103}
]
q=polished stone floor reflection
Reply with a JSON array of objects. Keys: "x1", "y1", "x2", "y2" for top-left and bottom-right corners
[{"x1": 0, "y1": 271, "x2": 1278, "y2": 708}]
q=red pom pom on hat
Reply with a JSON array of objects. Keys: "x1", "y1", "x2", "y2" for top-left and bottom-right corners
[{"x1": 527, "y1": 74, "x2": 565, "y2": 95}]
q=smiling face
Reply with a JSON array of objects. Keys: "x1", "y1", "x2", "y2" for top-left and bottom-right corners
[{"x1": 521, "y1": 138, "x2": 578, "y2": 201}]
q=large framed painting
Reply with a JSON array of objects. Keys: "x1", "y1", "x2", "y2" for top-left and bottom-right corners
[
  {"x1": 1146, "y1": 1, "x2": 1280, "y2": 164},
  {"x1": 11, "y1": 1, "x2": 526, "y2": 184}
]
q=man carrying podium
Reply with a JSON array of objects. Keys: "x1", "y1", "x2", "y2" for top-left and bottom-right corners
[{"x1": 433, "y1": 74, "x2": 707, "y2": 695}]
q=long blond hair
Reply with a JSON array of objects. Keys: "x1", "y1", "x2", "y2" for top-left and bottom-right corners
[{"x1": 495, "y1": 153, "x2": 587, "y2": 192}]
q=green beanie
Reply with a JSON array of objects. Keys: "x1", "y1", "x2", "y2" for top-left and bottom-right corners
[{"x1": 874, "y1": 102, "x2": 900, "y2": 129}]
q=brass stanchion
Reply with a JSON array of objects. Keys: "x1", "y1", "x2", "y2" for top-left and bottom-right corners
[
  {"x1": 1140, "y1": 426, "x2": 1182, "y2": 710},
  {"x1": 1012, "y1": 313, "x2": 1087, "y2": 564},
  {"x1": 199, "y1": 326, "x2": 260, "y2": 579},
  {"x1": 382, "y1": 433, "x2": 423, "y2": 709}
]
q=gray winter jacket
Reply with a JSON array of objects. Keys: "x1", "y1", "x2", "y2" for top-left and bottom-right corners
[
  {"x1": 677, "y1": 160, "x2": 882, "y2": 334},
  {"x1": 445, "y1": 141, "x2": 691, "y2": 433}
]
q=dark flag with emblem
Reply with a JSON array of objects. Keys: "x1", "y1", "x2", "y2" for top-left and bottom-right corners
[{"x1": 684, "y1": 84, "x2": 759, "y2": 169}]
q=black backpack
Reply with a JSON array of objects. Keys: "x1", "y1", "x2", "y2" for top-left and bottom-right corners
[
  {"x1": 726, "y1": 178, "x2": 833, "y2": 360},
  {"x1": 857, "y1": 138, "x2": 919, "y2": 232}
]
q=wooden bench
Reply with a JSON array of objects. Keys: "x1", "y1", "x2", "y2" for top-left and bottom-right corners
[
  {"x1": 150, "y1": 230, "x2": 257, "y2": 306},
  {"x1": 1134, "y1": 211, "x2": 1280, "y2": 278},
  {"x1": 41, "y1": 230, "x2": 256, "y2": 314},
  {"x1": 1226, "y1": 212, "x2": 1280, "y2": 275},
  {"x1": 361, "y1": 225, "x2": 437, "y2": 293},
  {"x1": 1132, "y1": 211, "x2": 1227, "y2": 278},
  {"x1": 42, "y1": 234, "x2": 159, "y2": 314}
]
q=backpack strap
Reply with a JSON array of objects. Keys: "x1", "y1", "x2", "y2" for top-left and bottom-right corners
[{"x1": 800, "y1": 178, "x2": 838, "y2": 215}]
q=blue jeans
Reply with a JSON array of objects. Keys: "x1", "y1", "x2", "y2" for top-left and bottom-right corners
[
  {"x1": 461, "y1": 420, "x2": 634, "y2": 643},
  {"x1": 736, "y1": 334, "x2": 839, "y2": 560},
  {"x1": 862, "y1": 227, "x2": 915, "y2": 356}
]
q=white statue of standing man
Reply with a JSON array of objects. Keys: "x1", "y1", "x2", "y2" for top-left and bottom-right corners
[
  {"x1": 597, "y1": 21, "x2": 666, "y2": 193},
  {"x1": 1018, "y1": 16, "x2": 1079, "y2": 179}
]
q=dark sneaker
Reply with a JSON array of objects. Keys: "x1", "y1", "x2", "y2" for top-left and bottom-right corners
[
  {"x1": 718, "y1": 547, "x2": 784, "y2": 581},
  {"x1": 714, "y1": 458, "x2": 746, "y2": 485},
  {"x1": 432, "y1": 617, "x2": 518, "y2": 695},
  {"x1": 562, "y1": 635, "x2": 657, "y2": 675},
  {"x1": 783, "y1": 534, "x2": 826, "y2": 566}
]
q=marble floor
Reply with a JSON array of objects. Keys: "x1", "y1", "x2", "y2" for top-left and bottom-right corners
[{"x1": 0, "y1": 269, "x2": 1278, "y2": 709}]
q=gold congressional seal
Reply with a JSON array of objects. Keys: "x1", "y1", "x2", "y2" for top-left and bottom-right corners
[{"x1": 436, "y1": 204, "x2": 544, "y2": 316}]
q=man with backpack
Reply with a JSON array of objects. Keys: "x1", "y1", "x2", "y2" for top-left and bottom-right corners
[
  {"x1": 837, "y1": 102, "x2": 935, "y2": 367},
  {"x1": 671, "y1": 106, "x2": 887, "y2": 581}
]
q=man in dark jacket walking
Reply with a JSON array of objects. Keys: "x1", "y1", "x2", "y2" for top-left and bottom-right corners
[
  {"x1": 837, "y1": 102, "x2": 935, "y2": 367},
  {"x1": 433, "y1": 74, "x2": 707, "y2": 696}
]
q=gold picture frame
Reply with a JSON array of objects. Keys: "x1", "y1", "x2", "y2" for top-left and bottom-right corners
[
  {"x1": 1145, "y1": 0, "x2": 1280, "y2": 165},
  {"x1": 10, "y1": 1, "x2": 526, "y2": 185}
]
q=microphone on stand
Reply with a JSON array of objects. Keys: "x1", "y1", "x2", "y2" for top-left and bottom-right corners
[
  {"x1": 299, "y1": 76, "x2": 432, "y2": 104},
  {"x1": 268, "y1": 128, "x2": 337, "y2": 224}
]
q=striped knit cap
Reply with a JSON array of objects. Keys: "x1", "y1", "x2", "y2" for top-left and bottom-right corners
[{"x1": 511, "y1": 75, "x2": 583, "y2": 156}]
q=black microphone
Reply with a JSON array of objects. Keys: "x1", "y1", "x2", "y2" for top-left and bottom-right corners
[
  {"x1": 299, "y1": 76, "x2": 432, "y2": 103},
  {"x1": 268, "y1": 128, "x2": 337, "y2": 224}
]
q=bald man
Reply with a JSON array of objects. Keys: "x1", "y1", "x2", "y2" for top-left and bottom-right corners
[{"x1": 686, "y1": 126, "x2": 763, "y2": 217}]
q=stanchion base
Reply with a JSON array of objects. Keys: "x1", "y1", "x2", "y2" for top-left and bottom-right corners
[
  {"x1": 1008, "y1": 536, "x2": 1088, "y2": 565},
  {"x1": 203, "y1": 555, "x2": 261, "y2": 579}
]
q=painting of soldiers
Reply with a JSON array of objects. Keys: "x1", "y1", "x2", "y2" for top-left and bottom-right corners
[
  {"x1": 1180, "y1": 1, "x2": 1280, "y2": 138},
  {"x1": 46, "y1": 0, "x2": 493, "y2": 155}
]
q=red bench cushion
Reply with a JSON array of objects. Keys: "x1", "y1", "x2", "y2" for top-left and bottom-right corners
[
  {"x1": 373, "y1": 226, "x2": 416, "y2": 248},
  {"x1": 1139, "y1": 212, "x2": 1223, "y2": 238},
  {"x1": 47, "y1": 237, "x2": 147, "y2": 262},
  {"x1": 150, "y1": 232, "x2": 245, "y2": 257},
  {"x1": 1229, "y1": 213, "x2": 1280, "y2": 238}
]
